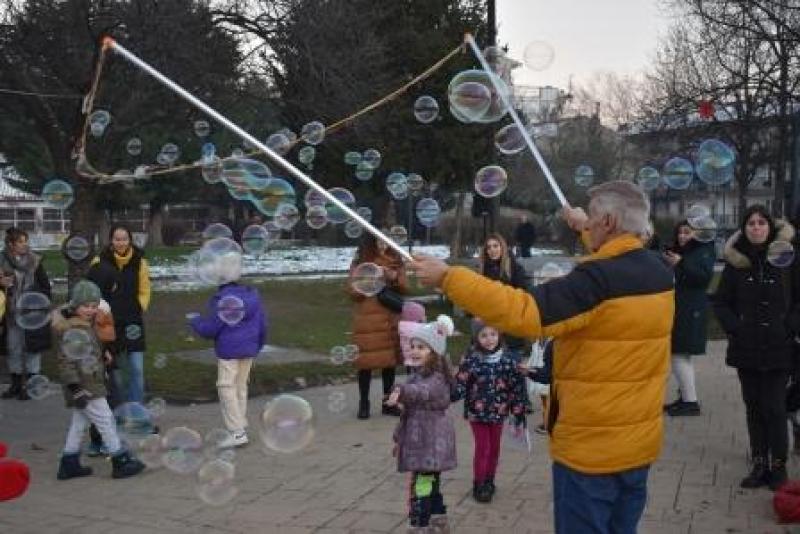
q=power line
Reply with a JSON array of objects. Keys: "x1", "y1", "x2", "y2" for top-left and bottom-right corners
[{"x1": 0, "y1": 87, "x2": 83, "y2": 99}]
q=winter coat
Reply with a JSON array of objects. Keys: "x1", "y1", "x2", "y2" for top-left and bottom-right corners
[
  {"x1": 52, "y1": 305, "x2": 116, "y2": 407},
  {"x1": 0, "y1": 249, "x2": 52, "y2": 353},
  {"x1": 713, "y1": 221, "x2": 800, "y2": 370},
  {"x1": 348, "y1": 252, "x2": 407, "y2": 370},
  {"x1": 442, "y1": 234, "x2": 674, "y2": 475},
  {"x1": 481, "y1": 258, "x2": 529, "y2": 352},
  {"x1": 452, "y1": 346, "x2": 530, "y2": 423},
  {"x1": 87, "y1": 246, "x2": 151, "y2": 352},
  {"x1": 393, "y1": 371, "x2": 457, "y2": 473},
  {"x1": 189, "y1": 283, "x2": 267, "y2": 359},
  {"x1": 671, "y1": 240, "x2": 716, "y2": 355},
  {"x1": 514, "y1": 222, "x2": 537, "y2": 247}
]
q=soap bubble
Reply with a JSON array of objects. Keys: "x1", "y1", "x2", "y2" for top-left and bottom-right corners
[
  {"x1": 196, "y1": 459, "x2": 238, "y2": 506},
  {"x1": 494, "y1": 123, "x2": 531, "y2": 155},
  {"x1": 386, "y1": 173, "x2": 409, "y2": 198},
  {"x1": 266, "y1": 133, "x2": 291, "y2": 156},
  {"x1": 241, "y1": 224, "x2": 270, "y2": 256},
  {"x1": 126, "y1": 324, "x2": 142, "y2": 340},
  {"x1": 115, "y1": 402, "x2": 154, "y2": 439},
  {"x1": 276, "y1": 128, "x2": 297, "y2": 144},
  {"x1": 201, "y1": 156, "x2": 223, "y2": 184},
  {"x1": 695, "y1": 139, "x2": 735, "y2": 186},
  {"x1": 637, "y1": 166, "x2": 661, "y2": 192},
  {"x1": 146, "y1": 397, "x2": 167, "y2": 419},
  {"x1": 768, "y1": 241, "x2": 795, "y2": 268},
  {"x1": 448, "y1": 80, "x2": 492, "y2": 123},
  {"x1": 42, "y1": 179, "x2": 74, "y2": 209},
  {"x1": 201, "y1": 142, "x2": 216, "y2": 159},
  {"x1": 90, "y1": 122, "x2": 105, "y2": 137},
  {"x1": 344, "y1": 220, "x2": 363, "y2": 239},
  {"x1": 523, "y1": 40, "x2": 555, "y2": 71},
  {"x1": 344, "y1": 344, "x2": 359, "y2": 362},
  {"x1": 350, "y1": 262, "x2": 385, "y2": 297},
  {"x1": 304, "y1": 189, "x2": 326, "y2": 209},
  {"x1": 362, "y1": 149, "x2": 382, "y2": 169},
  {"x1": 222, "y1": 158, "x2": 271, "y2": 191},
  {"x1": 298, "y1": 146, "x2": 316, "y2": 168},
  {"x1": 194, "y1": 120, "x2": 211, "y2": 138},
  {"x1": 274, "y1": 203, "x2": 300, "y2": 230},
  {"x1": 202, "y1": 223, "x2": 233, "y2": 241},
  {"x1": 16, "y1": 292, "x2": 51, "y2": 330},
  {"x1": 448, "y1": 69, "x2": 510, "y2": 123},
  {"x1": 686, "y1": 203, "x2": 711, "y2": 221},
  {"x1": 25, "y1": 375, "x2": 52, "y2": 401},
  {"x1": 325, "y1": 188, "x2": 356, "y2": 224},
  {"x1": 356, "y1": 206, "x2": 372, "y2": 222},
  {"x1": 389, "y1": 225, "x2": 408, "y2": 245},
  {"x1": 259, "y1": 394, "x2": 315, "y2": 454},
  {"x1": 688, "y1": 215, "x2": 717, "y2": 243},
  {"x1": 154, "y1": 353, "x2": 168, "y2": 369},
  {"x1": 574, "y1": 165, "x2": 595, "y2": 187},
  {"x1": 416, "y1": 198, "x2": 441, "y2": 227},
  {"x1": 474, "y1": 165, "x2": 508, "y2": 198},
  {"x1": 254, "y1": 178, "x2": 297, "y2": 217},
  {"x1": 354, "y1": 160, "x2": 374, "y2": 181},
  {"x1": 300, "y1": 121, "x2": 325, "y2": 146},
  {"x1": 484, "y1": 45, "x2": 509, "y2": 77},
  {"x1": 407, "y1": 173, "x2": 425, "y2": 192},
  {"x1": 192, "y1": 238, "x2": 243, "y2": 286},
  {"x1": 61, "y1": 328, "x2": 96, "y2": 361},
  {"x1": 663, "y1": 157, "x2": 694, "y2": 190},
  {"x1": 344, "y1": 151, "x2": 362, "y2": 166},
  {"x1": 414, "y1": 95, "x2": 439, "y2": 124},
  {"x1": 89, "y1": 110, "x2": 110, "y2": 136},
  {"x1": 217, "y1": 295, "x2": 246, "y2": 326},
  {"x1": 126, "y1": 137, "x2": 143, "y2": 156},
  {"x1": 133, "y1": 433, "x2": 164, "y2": 468},
  {"x1": 162, "y1": 426, "x2": 205, "y2": 475},
  {"x1": 63, "y1": 235, "x2": 91, "y2": 263},
  {"x1": 306, "y1": 205, "x2": 329, "y2": 230},
  {"x1": 329, "y1": 345, "x2": 347, "y2": 365},
  {"x1": 159, "y1": 143, "x2": 181, "y2": 165},
  {"x1": 327, "y1": 390, "x2": 348, "y2": 416},
  {"x1": 204, "y1": 428, "x2": 236, "y2": 462}
]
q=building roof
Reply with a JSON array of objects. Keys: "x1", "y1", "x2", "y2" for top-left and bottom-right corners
[{"x1": 0, "y1": 172, "x2": 41, "y2": 202}]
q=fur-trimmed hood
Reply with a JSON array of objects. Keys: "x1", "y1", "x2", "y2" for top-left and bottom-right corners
[{"x1": 723, "y1": 218, "x2": 795, "y2": 269}]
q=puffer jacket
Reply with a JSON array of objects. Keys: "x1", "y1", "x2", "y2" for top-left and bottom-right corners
[
  {"x1": 713, "y1": 220, "x2": 800, "y2": 370},
  {"x1": 53, "y1": 305, "x2": 116, "y2": 407},
  {"x1": 671, "y1": 239, "x2": 716, "y2": 355},
  {"x1": 442, "y1": 234, "x2": 674, "y2": 475}
]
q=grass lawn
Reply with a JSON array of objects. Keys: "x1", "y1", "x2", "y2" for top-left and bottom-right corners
[{"x1": 40, "y1": 246, "x2": 196, "y2": 279}]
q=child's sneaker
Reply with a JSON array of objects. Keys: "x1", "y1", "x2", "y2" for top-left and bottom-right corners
[
  {"x1": 220, "y1": 431, "x2": 249, "y2": 448},
  {"x1": 535, "y1": 424, "x2": 548, "y2": 435}
]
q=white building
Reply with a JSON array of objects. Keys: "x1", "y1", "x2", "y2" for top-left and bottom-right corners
[{"x1": 0, "y1": 174, "x2": 69, "y2": 248}]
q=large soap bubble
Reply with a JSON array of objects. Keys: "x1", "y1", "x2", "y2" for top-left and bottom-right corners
[
  {"x1": 523, "y1": 40, "x2": 555, "y2": 71},
  {"x1": 574, "y1": 165, "x2": 595, "y2": 187},
  {"x1": 350, "y1": 262, "x2": 385, "y2": 297},
  {"x1": 416, "y1": 198, "x2": 441, "y2": 227},
  {"x1": 192, "y1": 238, "x2": 243, "y2": 286},
  {"x1": 768, "y1": 241, "x2": 795, "y2": 268},
  {"x1": 42, "y1": 179, "x2": 74, "y2": 209},
  {"x1": 300, "y1": 121, "x2": 325, "y2": 146},
  {"x1": 448, "y1": 80, "x2": 492, "y2": 123},
  {"x1": 637, "y1": 166, "x2": 660, "y2": 192},
  {"x1": 241, "y1": 224, "x2": 270, "y2": 256},
  {"x1": 222, "y1": 158, "x2": 271, "y2": 191},
  {"x1": 16, "y1": 292, "x2": 51, "y2": 330},
  {"x1": 274, "y1": 203, "x2": 300, "y2": 230},
  {"x1": 133, "y1": 433, "x2": 164, "y2": 468},
  {"x1": 204, "y1": 428, "x2": 236, "y2": 462},
  {"x1": 325, "y1": 188, "x2": 356, "y2": 224},
  {"x1": 217, "y1": 295, "x2": 246, "y2": 326},
  {"x1": 695, "y1": 139, "x2": 735, "y2": 186},
  {"x1": 448, "y1": 69, "x2": 510, "y2": 124},
  {"x1": 414, "y1": 96, "x2": 439, "y2": 124},
  {"x1": 663, "y1": 157, "x2": 694, "y2": 190},
  {"x1": 115, "y1": 402, "x2": 154, "y2": 439},
  {"x1": 146, "y1": 397, "x2": 167, "y2": 419},
  {"x1": 474, "y1": 165, "x2": 508, "y2": 198},
  {"x1": 305, "y1": 205, "x2": 328, "y2": 230},
  {"x1": 259, "y1": 394, "x2": 315, "y2": 454},
  {"x1": 202, "y1": 223, "x2": 233, "y2": 241},
  {"x1": 162, "y1": 426, "x2": 205, "y2": 475},
  {"x1": 196, "y1": 459, "x2": 238, "y2": 506},
  {"x1": 61, "y1": 328, "x2": 96, "y2": 361}
]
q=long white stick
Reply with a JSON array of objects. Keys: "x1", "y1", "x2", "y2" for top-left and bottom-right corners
[
  {"x1": 464, "y1": 34, "x2": 569, "y2": 208},
  {"x1": 102, "y1": 37, "x2": 413, "y2": 261}
]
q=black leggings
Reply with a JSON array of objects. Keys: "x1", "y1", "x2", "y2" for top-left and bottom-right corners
[
  {"x1": 357, "y1": 368, "x2": 396, "y2": 401},
  {"x1": 737, "y1": 369, "x2": 789, "y2": 461}
]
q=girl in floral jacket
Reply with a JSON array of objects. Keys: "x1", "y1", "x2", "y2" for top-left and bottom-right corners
[{"x1": 453, "y1": 319, "x2": 530, "y2": 503}]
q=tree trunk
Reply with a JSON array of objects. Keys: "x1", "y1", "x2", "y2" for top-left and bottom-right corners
[
  {"x1": 148, "y1": 203, "x2": 165, "y2": 247},
  {"x1": 68, "y1": 180, "x2": 101, "y2": 286},
  {"x1": 450, "y1": 190, "x2": 465, "y2": 259}
]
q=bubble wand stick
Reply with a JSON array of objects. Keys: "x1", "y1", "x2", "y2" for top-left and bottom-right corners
[
  {"x1": 100, "y1": 36, "x2": 413, "y2": 261},
  {"x1": 464, "y1": 33, "x2": 569, "y2": 208}
]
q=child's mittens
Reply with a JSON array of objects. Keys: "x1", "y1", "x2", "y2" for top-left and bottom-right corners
[{"x1": 67, "y1": 384, "x2": 91, "y2": 409}]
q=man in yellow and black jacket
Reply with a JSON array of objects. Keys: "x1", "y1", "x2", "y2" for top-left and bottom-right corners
[{"x1": 412, "y1": 181, "x2": 674, "y2": 534}]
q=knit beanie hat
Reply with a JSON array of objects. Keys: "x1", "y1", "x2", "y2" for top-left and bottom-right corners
[
  {"x1": 408, "y1": 315, "x2": 455, "y2": 356},
  {"x1": 401, "y1": 301, "x2": 426, "y2": 323},
  {"x1": 69, "y1": 280, "x2": 102, "y2": 307}
]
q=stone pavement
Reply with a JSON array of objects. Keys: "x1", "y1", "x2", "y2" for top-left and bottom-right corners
[{"x1": 2, "y1": 340, "x2": 800, "y2": 533}]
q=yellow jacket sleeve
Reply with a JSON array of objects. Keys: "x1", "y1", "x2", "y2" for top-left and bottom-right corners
[
  {"x1": 0, "y1": 291, "x2": 6, "y2": 323},
  {"x1": 579, "y1": 230, "x2": 592, "y2": 253},
  {"x1": 138, "y1": 258, "x2": 151, "y2": 312}
]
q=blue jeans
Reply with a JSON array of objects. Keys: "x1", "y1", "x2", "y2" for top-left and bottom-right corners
[
  {"x1": 114, "y1": 351, "x2": 145, "y2": 403},
  {"x1": 552, "y1": 462, "x2": 649, "y2": 534}
]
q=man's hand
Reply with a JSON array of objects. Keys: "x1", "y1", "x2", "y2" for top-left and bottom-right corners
[
  {"x1": 663, "y1": 251, "x2": 682, "y2": 266},
  {"x1": 408, "y1": 255, "x2": 449, "y2": 288},
  {"x1": 562, "y1": 206, "x2": 588, "y2": 232}
]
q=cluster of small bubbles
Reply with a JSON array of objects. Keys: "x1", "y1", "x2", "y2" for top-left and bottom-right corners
[
  {"x1": 274, "y1": 203, "x2": 301, "y2": 230},
  {"x1": 134, "y1": 433, "x2": 164, "y2": 468},
  {"x1": 162, "y1": 426, "x2": 205, "y2": 474},
  {"x1": 686, "y1": 203, "x2": 711, "y2": 221},
  {"x1": 663, "y1": 157, "x2": 694, "y2": 190},
  {"x1": 63, "y1": 235, "x2": 91, "y2": 263},
  {"x1": 298, "y1": 146, "x2": 316, "y2": 169},
  {"x1": 16, "y1": 292, "x2": 51, "y2": 330},
  {"x1": 688, "y1": 215, "x2": 717, "y2": 243},
  {"x1": 344, "y1": 344, "x2": 358, "y2": 361},
  {"x1": 389, "y1": 225, "x2": 408, "y2": 245},
  {"x1": 329, "y1": 345, "x2": 347, "y2": 365},
  {"x1": 42, "y1": 179, "x2": 74, "y2": 210},
  {"x1": 344, "y1": 220, "x2": 363, "y2": 239},
  {"x1": 344, "y1": 151, "x2": 362, "y2": 166},
  {"x1": 217, "y1": 295, "x2": 246, "y2": 326},
  {"x1": 191, "y1": 237, "x2": 243, "y2": 286},
  {"x1": 474, "y1": 165, "x2": 508, "y2": 198},
  {"x1": 355, "y1": 206, "x2": 372, "y2": 222},
  {"x1": 305, "y1": 205, "x2": 329, "y2": 230},
  {"x1": 413, "y1": 95, "x2": 439, "y2": 124},
  {"x1": 201, "y1": 156, "x2": 223, "y2": 184},
  {"x1": 154, "y1": 353, "x2": 168, "y2": 369},
  {"x1": 259, "y1": 394, "x2": 315, "y2": 454},
  {"x1": 327, "y1": 390, "x2": 348, "y2": 415},
  {"x1": 448, "y1": 70, "x2": 509, "y2": 123},
  {"x1": 61, "y1": 328, "x2": 95, "y2": 361},
  {"x1": 350, "y1": 262, "x2": 385, "y2": 297},
  {"x1": 126, "y1": 137, "x2": 143, "y2": 156},
  {"x1": 695, "y1": 139, "x2": 735, "y2": 186},
  {"x1": 266, "y1": 133, "x2": 291, "y2": 156},
  {"x1": 126, "y1": 324, "x2": 142, "y2": 341},
  {"x1": 637, "y1": 166, "x2": 661, "y2": 192},
  {"x1": 573, "y1": 165, "x2": 595, "y2": 187},
  {"x1": 768, "y1": 241, "x2": 795, "y2": 268},
  {"x1": 25, "y1": 375, "x2": 53, "y2": 401},
  {"x1": 416, "y1": 198, "x2": 442, "y2": 227},
  {"x1": 193, "y1": 120, "x2": 211, "y2": 138},
  {"x1": 147, "y1": 397, "x2": 167, "y2": 419},
  {"x1": 158, "y1": 143, "x2": 181, "y2": 166},
  {"x1": 89, "y1": 110, "x2": 111, "y2": 137},
  {"x1": 300, "y1": 121, "x2": 325, "y2": 146},
  {"x1": 202, "y1": 223, "x2": 233, "y2": 241},
  {"x1": 407, "y1": 173, "x2": 425, "y2": 193},
  {"x1": 362, "y1": 149, "x2": 382, "y2": 170},
  {"x1": 196, "y1": 459, "x2": 238, "y2": 506},
  {"x1": 523, "y1": 40, "x2": 556, "y2": 71},
  {"x1": 204, "y1": 428, "x2": 236, "y2": 462},
  {"x1": 115, "y1": 402, "x2": 154, "y2": 439},
  {"x1": 241, "y1": 224, "x2": 270, "y2": 256},
  {"x1": 324, "y1": 188, "x2": 356, "y2": 224}
]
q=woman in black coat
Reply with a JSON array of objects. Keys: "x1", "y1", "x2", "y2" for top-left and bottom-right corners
[
  {"x1": 663, "y1": 220, "x2": 716, "y2": 417},
  {"x1": 714, "y1": 205, "x2": 800, "y2": 490}
]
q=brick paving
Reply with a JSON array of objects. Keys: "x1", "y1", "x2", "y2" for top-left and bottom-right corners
[{"x1": 2, "y1": 340, "x2": 800, "y2": 533}]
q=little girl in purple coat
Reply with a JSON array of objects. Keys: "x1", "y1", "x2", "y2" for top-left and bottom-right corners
[
  {"x1": 189, "y1": 279, "x2": 266, "y2": 448},
  {"x1": 385, "y1": 315, "x2": 456, "y2": 533}
]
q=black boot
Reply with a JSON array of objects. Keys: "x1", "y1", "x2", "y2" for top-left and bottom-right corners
[
  {"x1": 663, "y1": 395, "x2": 682, "y2": 412},
  {"x1": 57, "y1": 453, "x2": 93, "y2": 480},
  {"x1": 667, "y1": 401, "x2": 701, "y2": 417},
  {"x1": 486, "y1": 476, "x2": 496, "y2": 496},
  {"x1": 769, "y1": 458, "x2": 789, "y2": 491},
  {"x1": 17, "y1": 374, "x2": 32, "y2": 400},
  {"x1": 409, "y1": 496, "x2": 432, "y2": 528},
  {"x1": 475, "y1": 481, "x2": 493, "y2": 503},
  {"x1": 741, "y1": 456, "x2": 769, "y2": 489},
  {"x1": 2, "y1": 374, "x2": 22, "y2": 399},
  {"x1": 357, "y1": 399, "x2": 370, "y2": 419},
  {"x1": 111, "y1": 450, "x2": 145, "y2": 479}
]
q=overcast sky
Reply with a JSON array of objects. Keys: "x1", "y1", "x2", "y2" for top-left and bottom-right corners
[{"x1": 496, "y1": 0, "x2": 675, "y2": 89}]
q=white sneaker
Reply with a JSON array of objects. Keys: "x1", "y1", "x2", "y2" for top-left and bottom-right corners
[{"x1": 219, "y1": 431, "x2": 249, "y2": 448}]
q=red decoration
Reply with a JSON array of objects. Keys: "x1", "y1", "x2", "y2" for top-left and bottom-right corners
[{"x1": 698, "y1": 100, "x2": 714, "y2": 119}]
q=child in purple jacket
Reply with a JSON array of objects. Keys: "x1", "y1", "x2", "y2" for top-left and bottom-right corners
[{"x1": 188, "y1": 281, "x2": 267, "y2": 447}]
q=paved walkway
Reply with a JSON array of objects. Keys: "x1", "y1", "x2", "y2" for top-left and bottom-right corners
[{"x1": 2, "y1": 340, "x2": 800, "y2": 533}]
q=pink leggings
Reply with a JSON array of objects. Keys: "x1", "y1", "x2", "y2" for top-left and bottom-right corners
[{"x1": 470, "y1": 421, "x2": 503, "y2": 482}]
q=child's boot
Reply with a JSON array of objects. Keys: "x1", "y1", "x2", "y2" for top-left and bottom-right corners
[
  {"x1": 408, "y1": 496, "x2": 432, "y2": 532},
  {"x1": 111, "y1": 450, "x2": 145, "y2": 479},
  {"x1": 1, "y1": 374, "x2": 22, "y2": 399},
  {"x1": 486, "y1": 476, "x2": 496, "y2": 497},
  {"x1": 430, "y1": 493, "x2": 449, "y2": 533},
  {"x1": 475, "y1": 481, "x2": 493, "y2": 503},
  {"x1": 57, "y1": 453, "x2": 93, "y2": 480}
]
